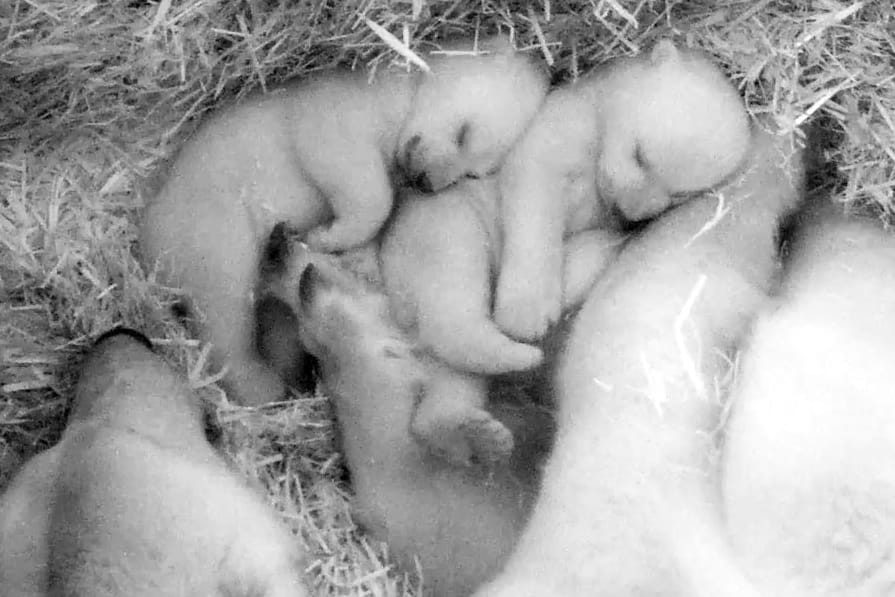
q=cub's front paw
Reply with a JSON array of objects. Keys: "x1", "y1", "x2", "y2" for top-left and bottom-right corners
[{"x1": 494, "y1": 272, "x2": 562, "y2": 342}]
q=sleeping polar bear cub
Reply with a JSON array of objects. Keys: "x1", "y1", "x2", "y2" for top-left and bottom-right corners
[
  {"x1": 495, "y1": 39, "x2": 751, "y2": 341},
  {"x1": 380, "y1": 176, "x2": 623, "y2": 465},
  {"x1": 723, "y1": 202, "x2": 895, "y2": 597},
  {"x1": 475, "y1": 122, "x2": 804, "y2": 597},
  {"x1": 138, "y1": 36, "x2": 547, "y2": 406},
  {"x1": 253, "y1": 229, "x2": 552, "y2": 597}
]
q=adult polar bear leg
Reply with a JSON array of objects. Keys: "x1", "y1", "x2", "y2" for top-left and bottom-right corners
[{"x1": 723, "y1": 206, "x2": 895, "y2": 597}]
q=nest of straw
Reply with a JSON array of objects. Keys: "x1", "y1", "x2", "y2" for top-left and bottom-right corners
[{"x1": 1, "y1": 1, "x2": 891, "y2": 594}]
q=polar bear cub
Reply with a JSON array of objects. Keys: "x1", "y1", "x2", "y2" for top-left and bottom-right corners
[
  {"x1": 0, "y1": 329, "x2": 307, "y2": 597},
  {"x1": 495, "y1": 39, "x2": 751, "y2": 341},
  {"x1": 723, "y1": 202, "x2": 895, "y2": 597},
  {"x1": 253, "y1": 229, "x2": 551, "y2": 597},
  {"x1": 475, "y1": 123, "x2": 804, "y2": 597},
  {"x1": 380, "y1": 176, "x2": 623, "y2": 464},
  {"x1": 138, "y1": 36, "x2": 547, "y2": 406}
]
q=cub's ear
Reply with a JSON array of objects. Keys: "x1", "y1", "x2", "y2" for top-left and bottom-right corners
[
  {"x1": 648, "y1": 39, "x2": 680, "y2": 66},
  {"x1": 261, "y1": 222, "x2": 292, "y2": 277}
]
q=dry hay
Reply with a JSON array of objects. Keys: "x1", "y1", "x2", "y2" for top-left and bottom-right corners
[{"x1": 0, "y1": 1, "x2": 891, "y2": 595}]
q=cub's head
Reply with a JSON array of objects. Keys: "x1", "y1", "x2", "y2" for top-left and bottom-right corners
[
  {"x1": 631, "y1": 39, "x2": 751, "y2": 199},
  {"x1": 398, "y1": 36, "x2": 548, "y2": 192}
]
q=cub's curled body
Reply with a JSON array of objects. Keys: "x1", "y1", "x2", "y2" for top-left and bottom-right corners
[
  {"x1": 0, "y1": 329, "x2": 306, "y2": 597},
  {"x1": 381, "y1": 176, "x2": 623, "y2": 465},
  {"x1": 723, "y1": 204, "x2": 895, "y2": 597},
  {"x1": 496, "y1": 39, "x2": 751, "y2": 341},
  {"x1": 139, "y1": 38, "x2": 547, "y2": 405},
  {"x1": 256, "y1": 235, "x2": 551, "y2": 597}
]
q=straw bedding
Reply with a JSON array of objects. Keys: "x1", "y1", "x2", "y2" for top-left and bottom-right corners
[{"x1": 0, "y1": 1, "x2": 890, "y2": 594}]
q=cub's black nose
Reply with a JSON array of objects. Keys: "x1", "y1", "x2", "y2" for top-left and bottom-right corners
[{"x1": 93, "y1": 327, "x2": 154, "y2": 352}]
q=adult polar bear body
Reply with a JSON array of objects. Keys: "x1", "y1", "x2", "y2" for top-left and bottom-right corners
[
  {"x1": 139, "y1": 38, "x2": 547, "y2": 405},
  {"x1": 723, "y1": 204, "x2": 895, "y2": 596},
  {"x1": 0, "y1": 330, "x2": 307, "y2": 597}
]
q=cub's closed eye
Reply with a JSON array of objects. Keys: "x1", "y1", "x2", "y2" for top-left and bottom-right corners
[{"x1": 455, "y1": 122, "x2": 470, "y2": 148}]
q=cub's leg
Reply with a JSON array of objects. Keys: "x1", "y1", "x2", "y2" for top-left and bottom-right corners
[
  {"x1": 380, "y1": 194, "x2": 542, "y2": 375},
  {"x1": 410, "y1": 358, "x2": 514, "y2": 467},
  {"x1": 495, "y1": 89, "x2": 600, "y2": 341},
  {"x1": 140, "y1": 197, "x2": 286, "y2": 406},
  {"x1": 302, "y1": 139, "x2": 394, "y2": 252},
  {"x1": 560, "y1": 228, "x2": 627, "y2": 310},
  {"x1": 380, "y1": 192, "x2": 538, "y2": 465}
]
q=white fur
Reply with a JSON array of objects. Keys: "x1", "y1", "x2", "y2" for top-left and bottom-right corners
[
  {"x1": 278, "y1": 257, "x2": 546, "y2": 597},
  {"x1": 0, "y1": 333, "x2": 306, "y2": 596},
  {"x1": 138, "y1": 38, "x2": 547, "y2": 406},
  {"x1": 383, "y1": 177, "x2": 544, "y2": 375},
  {"x1": 379, "y1": 176, "x2": 622, "y2": 465},
  {"x1": 475, "y1": 125, "x2": 804, "y2": 597},
  {"x1": 723, "y1": 207, "x2": 895, "y2": 596},
  {"x1": 495, "y1": 39, "x2": 751, "y2": 341}
]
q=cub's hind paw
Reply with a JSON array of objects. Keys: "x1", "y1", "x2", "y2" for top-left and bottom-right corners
[
  {"x1": 462, "y1": 412, "x2": 515, "y2": 466},
  {"x1": 414, "y1": 408, "x2": 515, "y2": 467}
]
